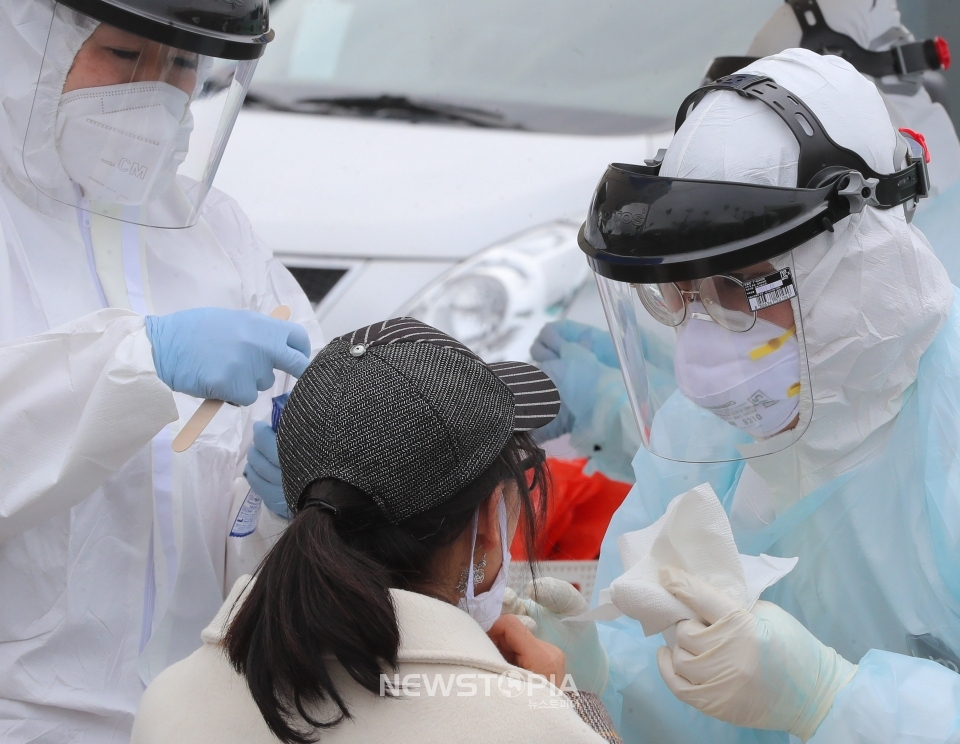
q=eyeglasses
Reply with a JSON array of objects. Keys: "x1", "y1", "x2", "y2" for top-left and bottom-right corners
[{"x1": 633, "y1": 276, "x2": 757, "y2": 332}]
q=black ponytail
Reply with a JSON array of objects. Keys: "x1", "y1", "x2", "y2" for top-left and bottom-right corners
[{"x1": 224, "y1": 432, "x2": 548, "y2": 744}]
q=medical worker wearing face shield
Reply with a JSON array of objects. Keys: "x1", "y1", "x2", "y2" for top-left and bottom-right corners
[
  {"x1": 582, "y1": 49, "x2": 960, "y2": 744},
  {"x1": 532, "y1": 0, "x2": 960, "y2": 482},
  {"x1": 0, "y1": 1, "x2": 322, "y2": 740}
]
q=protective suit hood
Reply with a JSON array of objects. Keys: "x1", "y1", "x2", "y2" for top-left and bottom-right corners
[
  {"x1": 0, "y1": 0, "x2": 96, "y2": 214},
  {"x1": 662, "y1": 48, "x2": 953, "y2": 500}
]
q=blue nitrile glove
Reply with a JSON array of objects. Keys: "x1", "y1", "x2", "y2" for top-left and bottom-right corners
[
  {"x1": 530, "y1": 320, "x2": 621, "y2": 443},
  {"x1": 502, "y1": 578, "x2": 609, "y2": 695},
  {"x1": 531, "y1": 319, "x2": 620, "y2": 370},
  {"x1": 530, "y1": 320, "x2": 639, "y2": 481},
  {"x1": 244, "y1": 421, "x2": 288, "y2": 519},
  {"x1": 145, "y1": 308, "x2": 310, "y2": 405}
]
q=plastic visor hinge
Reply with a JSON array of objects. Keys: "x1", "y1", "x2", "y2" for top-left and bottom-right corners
[
  {"x1": 644, "y1": 149, "x2": 667, "y2": 168},
  {"x1": 838, "y1": 172, "x2": 880, "y2": 213}
]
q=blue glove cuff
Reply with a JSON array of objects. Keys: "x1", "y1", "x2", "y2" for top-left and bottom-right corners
[{"x1": 144, "y1": 314, "x2": 172, "y2": 390}]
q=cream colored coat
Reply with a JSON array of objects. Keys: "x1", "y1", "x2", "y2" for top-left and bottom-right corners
[{"x1": 132, "y1": 577, "x2": 608, "y2": 744}]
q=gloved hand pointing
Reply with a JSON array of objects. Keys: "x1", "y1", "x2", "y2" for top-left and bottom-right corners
[
  {"x1": 146, "y1": 308, "x2": 310, "y2": 406},
  {"x1": 502, "y1": 577, "x2": 609, "y2": 695},
  {"x1": 244, "y1": 421, "x2": 289, "y2": 519},
  {"x1": 656, "y1": 566, "x2": 858, "y2": 742}
]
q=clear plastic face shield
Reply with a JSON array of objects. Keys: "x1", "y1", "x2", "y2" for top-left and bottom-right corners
[
  {"x1": 580, "y1": 72, "x2": 930, "y2": 464},
  {"x1": 596, "y1": 254, "x2": 811, "y2": 462},
  {"x1": 22, "y1": 3, "x2": 261, "y2": 228}
]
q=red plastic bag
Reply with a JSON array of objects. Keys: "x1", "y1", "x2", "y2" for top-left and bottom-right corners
[{"x1": 512, "y1": 457, "x2": 631, "y2": 561}]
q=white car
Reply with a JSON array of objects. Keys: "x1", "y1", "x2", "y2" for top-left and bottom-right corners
[{"x1": 214, "y1": 0, "x2": 780, "y2": 360}]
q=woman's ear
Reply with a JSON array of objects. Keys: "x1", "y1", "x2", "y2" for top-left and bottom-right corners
[{"x1": 474, "y1": 488, "x2": 503, "y2": 554}]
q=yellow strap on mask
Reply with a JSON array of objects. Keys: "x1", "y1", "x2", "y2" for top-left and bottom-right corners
[{"x1": 749, "y1": 326, "x2": 796, "y2": 361}]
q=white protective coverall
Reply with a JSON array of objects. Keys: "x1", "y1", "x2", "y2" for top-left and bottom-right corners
[
  {"x1": 0, "y1": 2, "x2": 322, "y2": 741},
  {"x1": 595, "y1": 49, "x2": 960, "y2": 744}
]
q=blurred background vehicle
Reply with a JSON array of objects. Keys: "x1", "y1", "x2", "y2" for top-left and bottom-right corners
[{"x1": 212, "y1": 0, "x2": 784, "y2": 362}]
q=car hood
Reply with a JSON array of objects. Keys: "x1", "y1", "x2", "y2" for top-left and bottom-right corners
[{"x1": 213, "y1": 110, "x2": 667, "y2": 260}]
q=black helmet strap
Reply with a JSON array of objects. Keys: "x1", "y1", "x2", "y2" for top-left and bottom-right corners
[
  {"x1": 703, "y1": 0, "x2": 949, "y2": 85},
  {"x1": 670, "y1": 73, "x2": 928, "y2": 210}
]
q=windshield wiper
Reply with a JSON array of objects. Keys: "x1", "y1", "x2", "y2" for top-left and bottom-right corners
[{"x1": 249, "y1": 92, "x2": 523, "y2": 129}]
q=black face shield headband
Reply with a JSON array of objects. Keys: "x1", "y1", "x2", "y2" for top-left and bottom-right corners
[
  {"x1": 705, "y1": 0, "x2": 950, "y2": 84},
  {"x1": 577, "y1": 72, "x2": 930, "y2": 284}
]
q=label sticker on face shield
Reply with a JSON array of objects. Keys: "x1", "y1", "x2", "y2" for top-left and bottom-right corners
[{"x1": 743, "y1": 268, "x2": 797, "y2": 312}]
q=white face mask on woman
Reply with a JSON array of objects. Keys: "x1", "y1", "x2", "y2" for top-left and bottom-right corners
[
  {"x1": 674, "y1": 311, "x2": 802, "y2": 439},
  {"x1": 55, "y1": 81, "x2": 194, "y2": 206},
  {"x1": 458, "y1": 497, "x2": 511, "y2": 632}
]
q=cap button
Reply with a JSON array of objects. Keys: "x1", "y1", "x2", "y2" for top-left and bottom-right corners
[{"x1": 349, "y1": 343, "x2": 367, "y2": 357}]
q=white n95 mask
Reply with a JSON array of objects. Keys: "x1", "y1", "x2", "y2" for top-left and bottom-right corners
[
  {"x1": 674, "y1": 312, "x2": 801, "y2": 439},
  {"x1": 55, "y1": 81, "x2": 194, "y2": 206},
  {"x1": 458, "y1": 497, "x2": 511, "y2": 632}
]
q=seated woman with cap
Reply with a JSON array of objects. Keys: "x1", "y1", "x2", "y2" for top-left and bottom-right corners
[{"x1": 131, "y1": 318, "x2": 621, "y2": 744}]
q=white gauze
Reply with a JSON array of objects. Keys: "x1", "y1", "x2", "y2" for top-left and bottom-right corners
[{"x1": 572, "y1": 484, "x2": 797, "y2": 639}]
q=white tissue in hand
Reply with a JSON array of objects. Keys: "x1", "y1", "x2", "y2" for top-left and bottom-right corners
[{"x1": 585, "y1": 483, "x2": 797, "y2": 636}]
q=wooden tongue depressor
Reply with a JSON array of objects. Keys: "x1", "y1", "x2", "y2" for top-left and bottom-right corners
[{"x1": 171, "y1": 305, "x2": 292, "y2": 453}]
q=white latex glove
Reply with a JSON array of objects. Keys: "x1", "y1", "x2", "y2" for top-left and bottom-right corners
[
  {"x1": 502, "y1": 577, "x2": 609, "y2": 695},
  {"x1": 656, "y1": 566, "x2": 858, "y2": 742}
]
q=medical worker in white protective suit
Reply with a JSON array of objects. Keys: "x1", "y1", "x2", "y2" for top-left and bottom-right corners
[
  {"x1": 571, "y1": 49, "x2": 960, "y2": 743},
  {"x1": 0, "y1": 1, "x2": 321, "y2": 741},
  {"x1": 530, "y1": 0, "x2": 960, "y2": 480}
]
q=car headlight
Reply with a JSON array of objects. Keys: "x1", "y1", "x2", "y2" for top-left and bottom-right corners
[{"x1": 399, "y1": 220, "x2": 589, "y2": 361}]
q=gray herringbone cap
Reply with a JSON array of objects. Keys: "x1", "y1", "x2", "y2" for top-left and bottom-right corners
[{"x1": 278, "y1": 317, "x2": 560, "y2": 523}]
